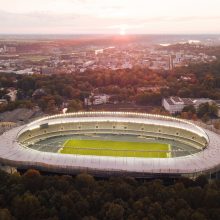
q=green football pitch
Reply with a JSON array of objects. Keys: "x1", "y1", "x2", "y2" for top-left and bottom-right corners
[{"x1": 60, "y1": 139, "x2": 171, "y2": 158}]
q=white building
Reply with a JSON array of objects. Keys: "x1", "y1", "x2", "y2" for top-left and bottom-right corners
[
  {"x1": 83, "y1": 60, "x2": 95, "y2": 68},
  {"x1": 6, "y1": 89, "x2": 17, "y2": 102},
  {"x1": 162, "y1": 97, "x2": 214, "y2": 114},
  {"x1": 84, "y1": 94, "x2": 110, "y2": 106},
  {"x1": 121, "y1": 62, "x2": 133, "y2": 69},
  {"x1": 193, "y1": 98, "x2": 214, "y2": 109},
  {"x1": 16, "y1": 68, "x2": 34, "y2": 75},
  {"x1": 0, "y1": 99, "x2": 7, "y2": 105}
]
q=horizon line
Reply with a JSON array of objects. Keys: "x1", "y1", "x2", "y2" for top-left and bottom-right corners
[{"x1": 0, "y1": 33, "x2": 220, "y2": 36}]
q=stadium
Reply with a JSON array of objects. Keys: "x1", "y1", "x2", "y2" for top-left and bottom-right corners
[{"x1": 1, "y1": 112, "x2": 220, "y2": 178}]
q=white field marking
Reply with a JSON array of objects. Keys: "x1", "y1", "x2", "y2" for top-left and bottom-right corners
[
  {"x1": 167, "y1": 144, "x2": 172, "y2": 158},
  {"x1": 58, "y1": 139, "x2": 69, "y2": 153},
  {"x1": 57, "y1": 147, "x2": 63, "y2": 153},
  {"x1": 63, "y1": 139, "x2": 69, "y2": 147}
]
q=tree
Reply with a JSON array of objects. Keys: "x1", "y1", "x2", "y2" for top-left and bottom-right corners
[
  {"x1": 176, "y1": 209, "x2": 191, "y2": 220},
  {"x1": 75, "y1": 173, "x2": 96, "y2": 190},
  {"x1": 137, "y1": 93, "x2": 161, "y2": 105},
  {"x1": 197, "y1": 103, "x2": 210, "y2": 118},
  {"x1": 12, "y1": 193, "x2": 42, "y2": 220},
  {"x1": 45, "y1": 99, "x2": 57, "y2": 114},
  {"x1": 82, "y1": 216, "x2": 97, "y2": 220},
  {"x1": 203, "y1": 73, "x2": 215, "y2": 89},
  {"x1": 195, "y1": 175, "x2": 208, "y2": 188},
  {"x1": 197, "y1": 102, "x2": 218, "y2": 120},
  {"x1": 178, "y1": 87, "x2": 192, "y2": 97},
  {"x1": 191, "y1": 211, "x2": 207, "y2": 220},
  {"x1": 102, "y1": 203, "x2": 124, "y2": 220},
  {"x1": 22, "y1": 169, "x2": 42, "y2": 192},
  {"x1": 182, "y1": 105, "x2": 196, "y2": 114},
  {"x1": 214, "y1": 121, "x2": 220, "y2": 129},
  {"x1": 67, "y1": 100, "x2": 83, "y2": 112},
  {"x1": 209, "y1": 103, "x2": 218, "y2": 117},
  {"x1": 0, "y1": 209, "x2": 13, "y2": 220}
]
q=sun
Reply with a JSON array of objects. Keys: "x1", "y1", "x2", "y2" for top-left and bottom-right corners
[
  {"x1": 119, "y1": 27, "x2": 126, "y2": 35},
  {"x1": 120, "y1": 29, "x2": 126, "y2": 35}
]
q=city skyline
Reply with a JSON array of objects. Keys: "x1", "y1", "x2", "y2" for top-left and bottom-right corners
[{"x1": 0, "y1": 0, "x2": 220, "y2": 34}]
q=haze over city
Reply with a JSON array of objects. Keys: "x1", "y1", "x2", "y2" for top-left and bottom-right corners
[
  {"x1": 0, "y1": 0, "x2": 220, "y2": 34},
  {"x1": 1, "y1": 1, "x2": 220, "y2": 219}
]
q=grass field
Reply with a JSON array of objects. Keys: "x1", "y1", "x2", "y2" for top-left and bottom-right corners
[
  {"x1": 19, "y1": 55, "x2": 50, "y2": 61},
  {"x1": 60, "y1": 139, "x2": 171, "y2": 158}
]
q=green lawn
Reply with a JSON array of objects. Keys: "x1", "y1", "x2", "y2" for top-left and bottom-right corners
[
  {"x1": 60, "y1": 139, "x2": 171, "y2": 158},
  {"x1": 19, "y1": 55, "x2": 50, "y2": 61}
]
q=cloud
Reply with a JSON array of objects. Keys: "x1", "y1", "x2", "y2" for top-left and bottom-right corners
[
  {"x1": 0, "y1": 10, "x2": 78, "y2": 27},
  {"x1": 0, "y1": 10, "x2": 116, "y2": 33},
  {"x1": 0, "y1": 9, "x2": 220, "y2": 34}
]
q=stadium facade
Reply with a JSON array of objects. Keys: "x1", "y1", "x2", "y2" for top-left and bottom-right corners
[{"x1": 1, "y1": 112, "x2": 220, "y2": 178}]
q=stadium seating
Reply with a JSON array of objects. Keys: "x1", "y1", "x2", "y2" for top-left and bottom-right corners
[{"x1": 18, "y1": 119, "x2": 208, "y2": 152}]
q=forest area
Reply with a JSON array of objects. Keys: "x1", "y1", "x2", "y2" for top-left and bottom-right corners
[{"x1": 0, "y1": 170, "x2": 219, "y2": 220}]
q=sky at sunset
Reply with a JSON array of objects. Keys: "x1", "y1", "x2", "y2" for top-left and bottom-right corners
[{"x1": 0, "y1": 0, "x2": 220, "y2": 34}]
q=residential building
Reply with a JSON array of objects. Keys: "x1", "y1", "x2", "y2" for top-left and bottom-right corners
[
  {"x1": 84, "y1": 94, "x2": 110, "y2": 106},
  {"x1": 162, "y1": 96, "x2": 214, "y2": 114},
  {"x1": 5, "y1": 89, "x2": 17, "y2": 102},
  {"x1": 0, "y1": 99, "x2": 8, "y2": 105}
]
